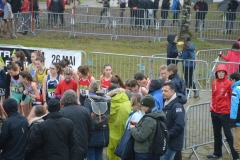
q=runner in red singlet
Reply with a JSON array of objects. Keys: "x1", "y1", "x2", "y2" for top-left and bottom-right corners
[
  {"x1": 77, "y1": 65, "x2": 96, "y2": 105},
  {"x1": 100, "y1": 64, "x2": 113, "y2": 94}
]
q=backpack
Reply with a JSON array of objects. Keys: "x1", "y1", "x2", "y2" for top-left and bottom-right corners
[
  {"x1": 89, "y1": 97, "x2": 109, "y2": 129},
  {"x1": 144, "y1": 115, "x2": 169, "y2": 156}
]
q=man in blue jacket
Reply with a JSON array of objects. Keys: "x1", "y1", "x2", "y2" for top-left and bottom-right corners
[
  {"x1": 0, "y1": 98, "x2": 28, "y2": 160},
  {"x1": 229, "y1": 72, "x2": 240, "y2": 155},
  {"x1": 161, "y1": 82, "x2": 186, "y2": 160}
]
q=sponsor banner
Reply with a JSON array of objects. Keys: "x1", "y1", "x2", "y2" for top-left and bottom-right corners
[{"x1": 0, "y1": 46, "x2": 82, "y2": 71}]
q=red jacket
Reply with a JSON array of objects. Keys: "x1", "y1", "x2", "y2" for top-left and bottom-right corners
[
  {"x1": 55, "y1": 79, "x2": 77, "y2": 95},
  {"x1": 46, "y1": 0, "x2": 51, "y2": 8},
  {"x1": 21, "y1": 0, "x2": 30, "y2": 12},
  {"x1": 211, "y1": 64, "x2": 232, "y2": 114},
  {"x1": 221, "y1": 49, "x2": 240, "y2": 75}
]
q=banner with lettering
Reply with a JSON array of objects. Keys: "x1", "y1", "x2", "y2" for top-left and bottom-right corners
[{"x1": 0, "y1": 45, "x2": 82, "y2": 71}]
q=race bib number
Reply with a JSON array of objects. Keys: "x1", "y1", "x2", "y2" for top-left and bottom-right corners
[
  {"x1": 48, "y1": 91, "x2": 56, "y2": 99},
  {"x1": 80, "y1": 89, "x2": 89, "y2": 96},
  {"x1": 11, "y1": 86, "x2": 24, "y2": 93},
  {"x1": 0, "y1": 88, "x2": 5, "y2": 96},
  {"x1": 102, "y1": 88, "x2": 108, "y2": 94}
]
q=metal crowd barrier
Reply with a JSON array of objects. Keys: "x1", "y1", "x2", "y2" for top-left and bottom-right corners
[
  {"x1": 184, "y1": 102, "x2": 230, "y2": 160},
  {"x1": 196, "y1": 48, "x2": 230, "y2": 65},
  {"x1": 87, "y1": 52, "x2": 144, "y2": 82},
  {"x1": 139, "y1": 57, "x2": 209, "y2": 93}
]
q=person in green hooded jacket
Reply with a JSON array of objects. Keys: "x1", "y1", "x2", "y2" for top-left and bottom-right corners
[
  {"x1": 130, "y1": 94, "x2": 166, "y2": 160},
  {"x1": 107, "y1": 85, "x2": 132, "y2": 160}
]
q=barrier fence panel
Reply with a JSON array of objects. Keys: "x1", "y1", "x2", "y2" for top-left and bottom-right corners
[
  {"x1": 113, "y1": 17, "x2": 158, "y2": 41},
  {"x1": 184, "y1": 102, "x2": 230, "y2": 160},
  {"x1": 197, "y1": 20, "x2": 240, "y2": 41},
  {"x1": 30, "y1": 12, "x2": 72, "y2": 34},
  {"x1": 73, "y1": 15, "x2": 114, "y2": 38},
  {"x1": 140, "y1": 56, "x2": 209, "y2": 92},
  {"x1": 87, "y1": 52, "x2": 143, "y2": 82},
  {"x1": 15, "y1": 12, "x2": 31, "y2": 34},
  {"x1": 196, "y1": 48, "x2": 230, "y2": 65}
]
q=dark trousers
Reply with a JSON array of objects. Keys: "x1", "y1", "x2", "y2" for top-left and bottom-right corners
[
  {"x1": 135, "y1": 153, "x2": 158, "y2": 160},
  {"x1": 100, "y1": 8, "x2": 108, "y2": 20},
  {"x1": 53, "y1": 13, "x2": 63, "y2": 26},
  {"x1": 226, "y1": 20, "x2": 234, "y2": 33},
  {"x1": 130, "y1": 9, "x2": 137, "y2": 26},
  {"x1": 153, "y1": 10, "x2": 157, "y2": 25},
  {"x1": 173, "y1": 13, "x2": 179, "y2": 25},
  {"x1": 183, "y1": 66, "x2": 196, "y2": 90},
  {"x1": 211, "y1": 112, "x2": 239, "y2": 159},
  {"x1": 195, "y1": 19, "x2": 205, "y2": 31},
  {"x1": 174, "y1": 151, "x2": 182, "y2": 160}
]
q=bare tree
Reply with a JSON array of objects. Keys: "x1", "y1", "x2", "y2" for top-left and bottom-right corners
[{"x1": 180, "y1": 0, "x2": 192, "y2": 37}]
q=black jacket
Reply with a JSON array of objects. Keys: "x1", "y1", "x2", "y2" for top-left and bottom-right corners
[
  {"x1": 153, "y1": 0, "x2": 160, "y2": 9},
  {"x1": 84, "y1": 94, "x2": 111, "y2": 147},
  {"x1": 128, "y1": 0, "x2": 138, "y2": 8},
  {"x1": 168, "y1": 74, "x2": 186, "y2": 95},
  {"x1": 167, "y1": 34, "x2": 179, "y2": 65},
  {"x1": 60, "y1": 103, "x2": 94, "y2": 159},
  {"x1": 0, "y1": 103, "x2": 28, "y2": 160},
  {"x1": 194, "y1": 1, "x2": 208, "y2": 20},
  {"x1": 227, "y1": 1, "x2": 238, "y2": 20},
  {"x1": 24, "y1": 112, "x2": 78, "y2": 160},
  {"x1": 163, "y1": 93, "x2": 186, "y2": 151},
  {"x1": 25, "y1": 117, "x2": 44, "y2": 160},
  {"x1": 0, "y1": 69, "x2": 6, "y2": 89},
  {"x1": 9, "y1": 0, "x2": 22, "y2": 13},
  {"x1": 50, "y1": 0, "x2": 64, "y2": 13},
  {"x1": 161, "y1": 0, "x2": 170, "y2": 9}
]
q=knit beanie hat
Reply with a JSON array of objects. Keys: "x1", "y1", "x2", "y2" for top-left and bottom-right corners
[
  {"x1": 140, "y1": 94, "x2": 155, "y2": 108},
  {"x1": 47, "y1": 99, "x2": 60, "y2": 112}
]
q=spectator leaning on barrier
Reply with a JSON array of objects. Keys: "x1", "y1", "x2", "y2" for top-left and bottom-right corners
[
  {"x1": 98, "y1": 0, "x2": 110, "y2": 23},
  {"x1": 194, "y1": 0, "x2": 208, "y2": 32},
  {"x1": 128, "y1": 0, "x2": 138, "y2": 27},
  {"x1": 161, "y1": 0, "x2": 170, "y2": 27},
  {"x1": 206, "y1": 64, "x2": 239, "y2": 159},
  {"x1": 161, "y1": 82, "x2": 186, "y2": 160},
  {"x1": 171, "y1": 0, "x2": 181, "y2": 27},
  {"x1": 229, "y1": 72, "x2": 240, "y2": 155},
  {"x1": 167, "y1": 34, "x2": 179, "y2": 65},
  {"x1": 8, "y1": 0, "x2": 21, "y2": 34},
  {"x1": 50, "y1": 0, "x2": 64, "y2": 29},
  {"x1": 118, "y1": 0, "x2": 126, "y2": 23},
  {"x1": 225, "y1": 0, "x2": 238, "y2": 35}
]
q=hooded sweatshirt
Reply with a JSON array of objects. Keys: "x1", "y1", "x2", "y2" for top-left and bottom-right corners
[
  {"x1": 221, "y1": 49, "x2": 240, "y2": 75},
  {"x1": 211, "y1": 64, "x2": 232, "y2": 114},
  {"x1": 0, "y1": 99, "x2": 28, "y2": 160},
  {"x1": 149, "y1": 78, "x2": 164, "y2": 111},
  {"x1": 167, "y1": 34, "x2": 179, "y2": 65},
  {"x1": 163, "y1": 93, "x2": 186, "y2": 151}
]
